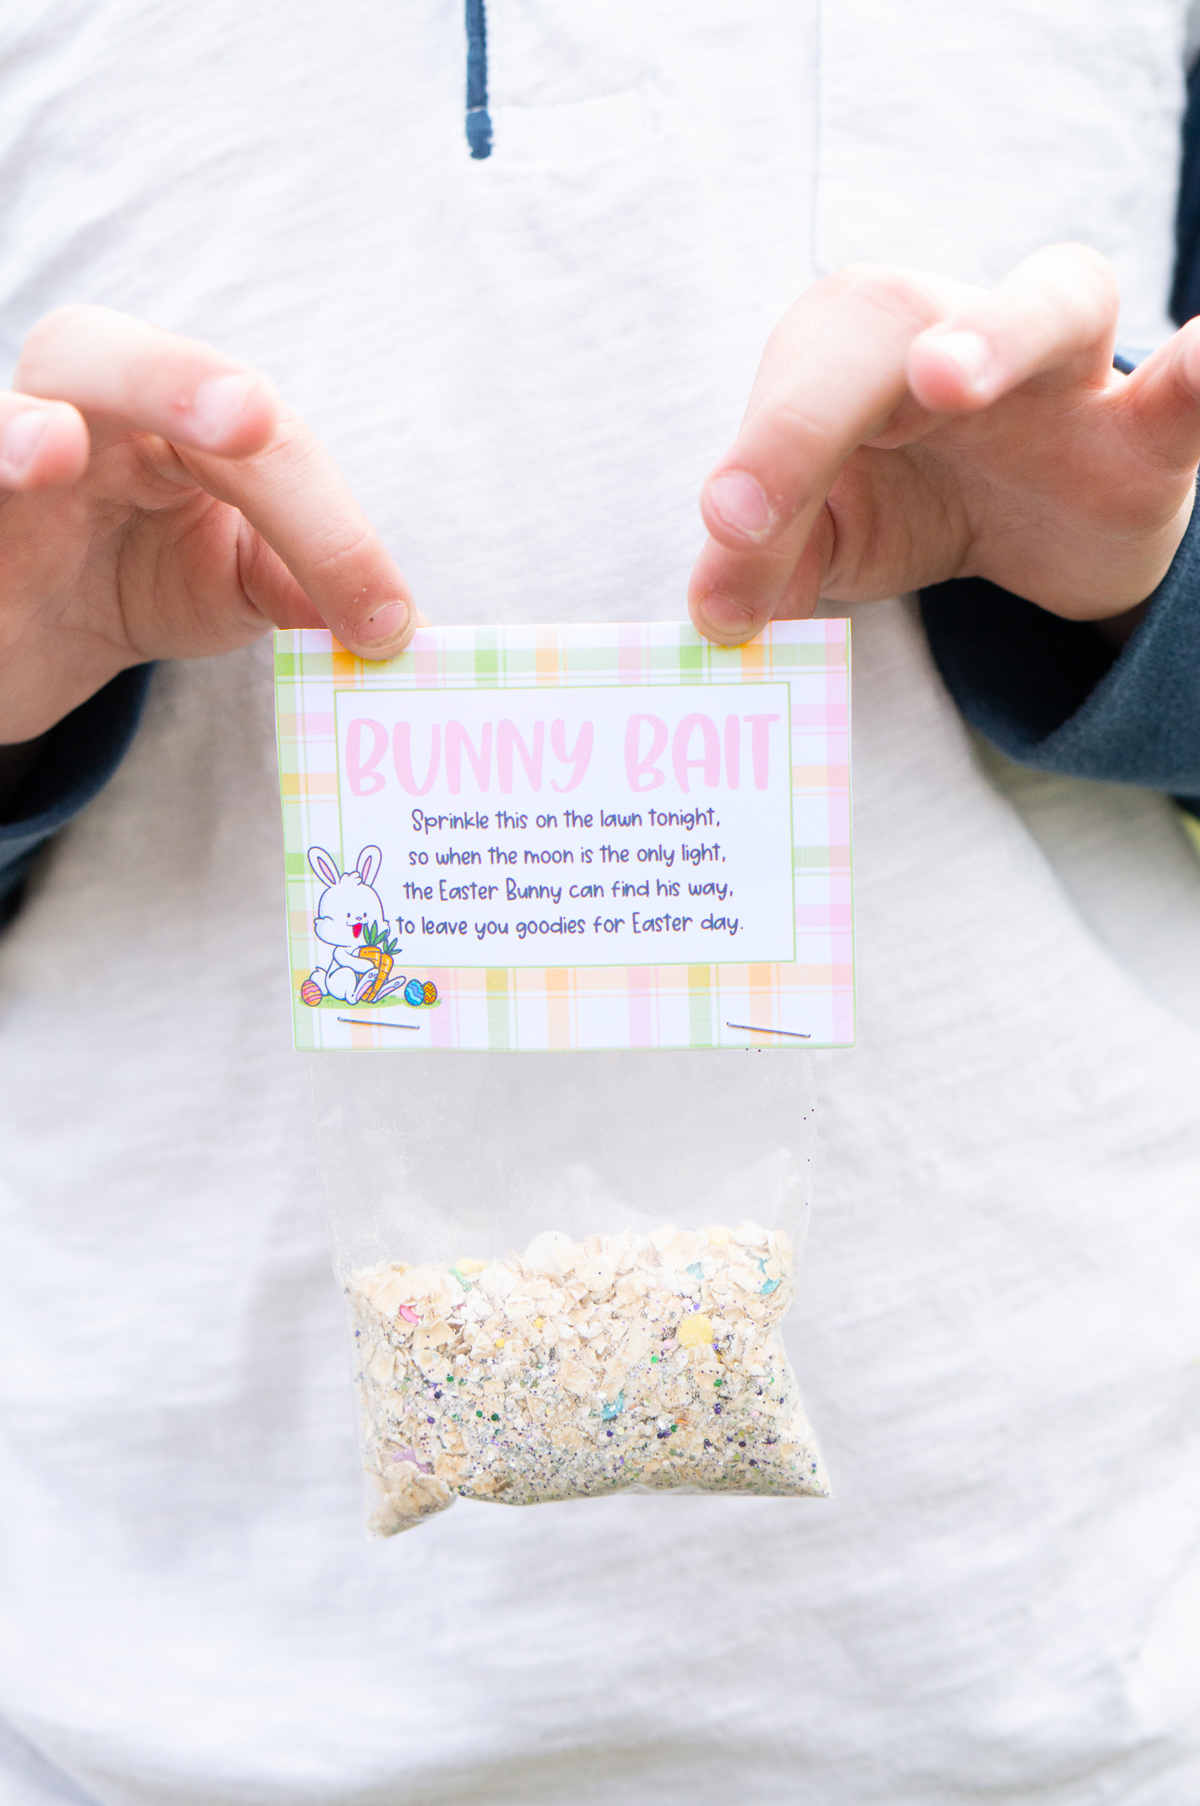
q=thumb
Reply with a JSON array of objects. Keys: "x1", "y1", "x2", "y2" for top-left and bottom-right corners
[
  {"x1": 1116, "y1": 315, "x2": 1200, "y2": 477},
  {"x1": 179, "y1": 414, "x2": 418, "y2": 659}
]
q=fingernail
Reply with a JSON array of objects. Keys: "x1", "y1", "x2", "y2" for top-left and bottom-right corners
[
  {"x1": 0, "y1": 409, "x2": 50, "y2": 478},
  {"x1": 927, "y1": 330, "x2": 993, "y2": 394},
  {"x1": 355, "y1": 601, "x2": 411, "y2": 648},
  {"x1": 706, "y1": 471, "x2": 774, "y2": 539},
  {"x1": 189, "y1": 372, "x2": 259, "y2": 446},
  {"x1": 697, "y1": 594, "x2": 757, "y2": 642}
]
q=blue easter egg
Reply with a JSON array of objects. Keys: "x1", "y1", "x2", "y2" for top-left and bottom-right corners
[{"x1": 404, "y1": 978, "x2": 426, "y2": 1007}]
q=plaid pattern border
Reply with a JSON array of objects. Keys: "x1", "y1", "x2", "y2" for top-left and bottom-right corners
[{"x1": 275, "y1": 622, "x2": 853, "y2": 1052}]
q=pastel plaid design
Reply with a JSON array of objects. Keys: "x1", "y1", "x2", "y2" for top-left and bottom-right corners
[{"x1": 275, "y1": 621, "x2": 853, "y2": 1052}]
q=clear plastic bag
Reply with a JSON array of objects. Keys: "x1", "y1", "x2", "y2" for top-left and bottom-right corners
[{"x1": 309, "y1": 1048, "x2": 828, "y2": 1535}]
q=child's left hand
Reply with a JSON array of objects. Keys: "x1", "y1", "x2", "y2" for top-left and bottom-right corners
[{"x1": 688, "y1": 243, "x2": 1200, "y2": 643}]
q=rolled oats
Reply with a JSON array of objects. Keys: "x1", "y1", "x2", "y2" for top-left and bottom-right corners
[{"x1": 348, "y1": 1220, "x2": 828, "y2": 1536}]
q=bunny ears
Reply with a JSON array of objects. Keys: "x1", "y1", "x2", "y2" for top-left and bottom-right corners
[
  {"x1": 356, "y1": 846, "x2": 382, "y2": 887},
  {"x1": 308, "y1": 845, "x2": 383, "y2": 888}
]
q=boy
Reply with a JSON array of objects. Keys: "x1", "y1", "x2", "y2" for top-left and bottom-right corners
[{"x1": 2, "y1": 3, "x2": 1199, "y2": 1800}]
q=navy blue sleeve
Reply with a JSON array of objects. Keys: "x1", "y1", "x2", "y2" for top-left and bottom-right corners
[
  {"x1": 919, "y1": 56, "x2": 1200, "y2": 822},
  {"x1": 920, "y1": 503, "x2": 1200, "y2": 818},
  {"x1": 1171, "y1": 56, "x2": 1200, "y2": 327},
  {"x1": 0, "y1": 665, "x2": 153, "y2": 925}
]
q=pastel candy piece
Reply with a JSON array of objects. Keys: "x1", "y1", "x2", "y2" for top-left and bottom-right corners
[
  {"x1": 404, "y1": 979, "x2": 426, "y2": 1007},
  {"x1": 300, "y1": 978, "x2": 323, "y2": 1007},
  {"x1": 676, "y1": 1312, "x2": 714, "y2": 1349},
  {"x1": 391, "y1": 1447, "x2": 432, "y2": 1473}
]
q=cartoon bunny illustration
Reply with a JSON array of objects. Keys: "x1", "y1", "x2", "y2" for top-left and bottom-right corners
[{"x1": 301, "y1": 846, "x2": 405, "y2": 1006}]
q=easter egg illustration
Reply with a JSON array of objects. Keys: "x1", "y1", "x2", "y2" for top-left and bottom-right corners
[
  {"x1": 422, "y1": 981, "x2": 438, "y2": 1006},
  {"x1": 300, "y1": 978, "x2": 323, "y2": 1007},
  {"x1": 404, "y1": 978, "x2": 426, "y2": 1007}
]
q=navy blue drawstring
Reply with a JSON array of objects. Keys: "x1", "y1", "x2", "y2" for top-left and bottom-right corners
[{"x1": 465, "y1": 0, "x2": 493, "y2": 159}]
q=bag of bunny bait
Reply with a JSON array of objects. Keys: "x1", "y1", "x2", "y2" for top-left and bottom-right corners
[{"x1": 275, "y1": 621, "x2": 853, "y2": 1535}]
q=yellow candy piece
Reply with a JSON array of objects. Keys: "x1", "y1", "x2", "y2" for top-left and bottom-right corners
[
  {"x1": 703, "y1": 1226, "x2": 730, "y2": 1246},
  {"x1": 676, "y1": 1313, "x2": 713, "y2": 1349},
  {"x1": 455, "y1": 1258, "x2": 487, "y2": 1275}
]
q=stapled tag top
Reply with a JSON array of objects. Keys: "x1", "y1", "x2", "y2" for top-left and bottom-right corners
[{"x1": 274, "y1": 621, "x2": 853, "y2": 1051}]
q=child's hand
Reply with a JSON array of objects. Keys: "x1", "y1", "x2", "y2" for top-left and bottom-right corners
[
  {"x1": 0, "y1": 305, "x2": 419, "y2": 741},
  {"x1": 689, "y1": 244, "x2": 1200, "y2": 643}
]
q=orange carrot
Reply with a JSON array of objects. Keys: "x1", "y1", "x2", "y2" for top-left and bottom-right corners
[
  {"x1": 357, "y1": 921, "x2": 400, "y2": 1003},
  {"x1": 357, "y1": 945, "x2": 393, "y2": 1003}
]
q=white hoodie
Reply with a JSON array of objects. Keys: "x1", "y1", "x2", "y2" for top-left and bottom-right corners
[{"x1": 2, "y1": 3, "x2": 1200, "y2": 1801}]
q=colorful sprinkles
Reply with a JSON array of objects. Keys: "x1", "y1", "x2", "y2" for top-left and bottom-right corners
[{"x1": 349, "y1": 1220, "x2": 828, "y2": 1535}]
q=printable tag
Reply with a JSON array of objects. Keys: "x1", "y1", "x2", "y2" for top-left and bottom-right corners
[{"x1": 274, "y1": 622, "x2": 853, "y2": 1051}]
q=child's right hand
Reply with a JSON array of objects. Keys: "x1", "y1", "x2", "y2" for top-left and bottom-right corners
[{"x1": 0, "y1": 305, "x2": 419, "y2": 743}]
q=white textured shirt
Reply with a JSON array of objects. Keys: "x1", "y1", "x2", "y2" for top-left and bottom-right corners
[{"x1": 2, "y1": 3, "x2": 1200, "y2": 1801}]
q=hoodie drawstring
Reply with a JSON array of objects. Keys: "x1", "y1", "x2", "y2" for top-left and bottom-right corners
[{"x1": 465, "y1": 0, "x2": 493, "y2": 159}]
